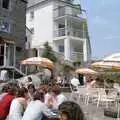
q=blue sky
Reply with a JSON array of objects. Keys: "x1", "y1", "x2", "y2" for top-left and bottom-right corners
[{"x1": 74, "y1": 0, "x2": 120, "y2": 59}]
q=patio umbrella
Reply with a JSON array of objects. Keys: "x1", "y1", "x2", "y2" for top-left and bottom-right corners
[
  {"x1": 103, "y1": 53, "x2": 120, "y2": 62},
  {"x1": 91, "y1": 61, "x2": 120, "y2": 71},
  {"x1": 75, "y1": 68, "x2": 97, "y2": 75},
  {"x1": 17, "y1": 74, "x2": 42, "y2": 89},
  {"x1": 21, "y1": 57, "x2": 54, "y2": 69}
]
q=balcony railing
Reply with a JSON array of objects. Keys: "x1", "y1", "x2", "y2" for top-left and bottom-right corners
[
  {"x1": 54, "y1": 6, "x2": 82, "y2": 19},
  {"x1": 54, "y1": 28, "x2": 86, "y2": 38},
  {"x1": 54, "y1": 28, "x2": 65, "y2": 37},
  {"x1": 71, "y1": 52, "x2": 83, "y2": 61}
]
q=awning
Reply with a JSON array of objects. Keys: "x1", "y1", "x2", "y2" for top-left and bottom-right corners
[{"x1": 0, "y1": 36, "x2": 15, "y2": 44}]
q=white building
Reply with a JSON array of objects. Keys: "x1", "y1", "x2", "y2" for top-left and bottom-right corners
[{"x1": 26, "y1": 0, "x2": 91, "y2": 63}]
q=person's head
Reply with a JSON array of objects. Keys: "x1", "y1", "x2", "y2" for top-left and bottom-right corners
[
  {"x1": 52, "y1": 86, "x2": 61, "y2": 97},
  {"x1": 33, "y1": 91, "x2": 44, "y2": 102},
  {"x1": 7, "y1": 82, "x2": 17, "y2": 95},
  {"x1": 1, "y1": 84, "x2": 9, "y2": 93},
  {"x1": 59, "y1": 101, "x2": 85, "y2": 120},
  {"x1": 16, "y1": 87, "x2": 28, "y2": 98},
  {"x1": 40, "y1": 85, "x2": 48, "y2": 94},
  {"x1": 47, "y1": 86, "x2": 52, "y2": 93},
  {"x1": 28, "y1": 84, "x2": 35, "y2": 94}
]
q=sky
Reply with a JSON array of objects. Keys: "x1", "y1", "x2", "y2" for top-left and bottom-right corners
[{"x1": 74, "y1": 0, "x2": 120, "y2": 59}]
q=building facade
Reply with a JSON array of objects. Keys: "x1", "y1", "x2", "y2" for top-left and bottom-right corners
[
  {"x1": 0, "y1": 0, "x2": 27, "y2": 75},
  {"x1": 26, "y1": 0, "x2": 91, "y2": 63}
]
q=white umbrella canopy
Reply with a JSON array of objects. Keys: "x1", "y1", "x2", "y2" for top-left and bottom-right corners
[
  {"x1": 75, "y1": 68, "x2": 97, "y2": 75},
  {"x1": 17, "y1": 74, "x2": 42, "y2": 89},
  {"x1": 21, "y1": 57, "x2": 54, "y2": 69},
  {"x1": 103, "y1": 53, "x2": 120, "y2": 62},
  {"x1": 91, "y1": 61, "x2": 120, "y2": 70}
]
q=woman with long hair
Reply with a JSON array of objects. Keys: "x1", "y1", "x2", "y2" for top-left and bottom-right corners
[{"x1": 8, "y1": 87, "x2": 28, "y2": 120}]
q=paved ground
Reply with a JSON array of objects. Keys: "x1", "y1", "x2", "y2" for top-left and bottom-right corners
[{"x1": 64, "y1": 93, "x2": 115, "y2": 120}]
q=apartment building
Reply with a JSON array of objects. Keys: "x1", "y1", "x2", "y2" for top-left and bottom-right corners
[{"x1": 26, "y1": 0, "x2": 91, "y2": 63}]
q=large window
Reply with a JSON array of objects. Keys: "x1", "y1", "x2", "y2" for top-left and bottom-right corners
[
  {"x1": 59, "y1": 45, "x2": 64, "y2": 53},
  {"x1": 2, "y1": 0, "x2": 10, "y2": 9}
]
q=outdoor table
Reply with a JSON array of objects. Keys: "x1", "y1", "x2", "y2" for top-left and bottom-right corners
[{"x1": 42, "y1": 109, "x2": 59, "y2": 120}]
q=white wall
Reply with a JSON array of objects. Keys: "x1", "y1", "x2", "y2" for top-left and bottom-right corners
[{"x1": 33, "y1": 3, "x2": 53, "y2": 47}]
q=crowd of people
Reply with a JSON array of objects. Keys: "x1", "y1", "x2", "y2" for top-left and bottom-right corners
[{"x1": 0, "y1": 78, "x2": 85, "y2": 120}]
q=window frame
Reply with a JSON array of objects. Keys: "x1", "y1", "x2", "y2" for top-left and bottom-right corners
[
  {"x1": 58, "y1": 45, "x2": 64, "y2": 53},
  {"x1": 1, "y1": 0, "x2": 10, "y2": 10}
]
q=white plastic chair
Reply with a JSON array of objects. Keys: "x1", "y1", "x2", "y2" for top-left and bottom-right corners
[
  {"x1": 85, "y1": 88, "x2": 99, "y2": 105},
  {"x1": 97, "y1": 88, "x2": 116, "y2": 108},
  {"x1": 69, "y1": 84, "x2": 79, "y2": 101}
]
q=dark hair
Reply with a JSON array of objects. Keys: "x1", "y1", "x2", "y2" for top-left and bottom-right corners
[
  {"x1": 52, "y1": 86, "x2": 61, "y2": 95},
  {"x1": 28, "y1": 84, "x2": 35, "y2": 91},
  {"x1": 33, "y1": 91, "x2": 44, "y2": 102},
  {"x1": 7, "y1": 83, "x2": 17, "y2": 95},
  {"x1": 59, "y1": 101, "x2": 85, "y2": 120},
  {"x1": 1, "y1": 84, "x2": 9, "y2": 93},
  {"x1": 16, "y1": 87, "x2": 28, "y2": 97}
]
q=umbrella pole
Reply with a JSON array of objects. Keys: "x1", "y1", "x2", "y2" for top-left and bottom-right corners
[{"x1": 25, "y1": 66, "x2": 28, "y2": 75}]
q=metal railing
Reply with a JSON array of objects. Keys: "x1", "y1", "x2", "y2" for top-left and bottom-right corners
[
  {"x1": 54, "y1": 28, "x2": 65, "y2": 37},
  {"x1": 71, "y1": 52, "x2": 83, "y2": 61},
  {"x1": 54, "y1": 28, "x2": 86, "y2": 38}
]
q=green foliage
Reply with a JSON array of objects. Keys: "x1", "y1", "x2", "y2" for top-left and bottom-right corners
[
  {"x1": 99, "y1": 72, "x2": 120, "y2": 84},
  {"x1": 61, "y1": 63, "x2": 74, "y2": 73},
  {"x1": 73, "y1": 61, "x2": 81, "y2": 66},
  {"x1": 42, "y1": 42, "x2": 57, "y2": 62}
]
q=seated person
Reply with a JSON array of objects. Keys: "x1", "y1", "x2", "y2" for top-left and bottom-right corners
[
  {"x1": 59, "y1": 101, "x2": 85, "y2": 120},
  {"x1": 22, "y1": 91, "x2": 48, "y2": 120},
  {"x1": 47, "y1": 86, "x2": 67, "y2": 109}
]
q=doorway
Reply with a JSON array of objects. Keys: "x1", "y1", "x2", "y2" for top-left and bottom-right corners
[{"x1": 0, "y1": 45, "x2": 4, "y2": 66}]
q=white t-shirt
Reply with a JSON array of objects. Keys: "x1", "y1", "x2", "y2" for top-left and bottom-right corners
[
  {"x1": 22, "y1": 100, "x2": 48, "y2": 120},
  {"x1": 53, "y1": 94, "x2": 67, "y2": 109}
]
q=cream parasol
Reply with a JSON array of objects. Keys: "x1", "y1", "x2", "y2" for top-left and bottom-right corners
[
  {"x1": 21, "y1": 57, "x2": 54, "y2": 69},
  {"x1": 103, "y1": 53, "x2": 120, "y2": 62},
  {"x1": 91, "y1": 61, "x2": 120, "y2": 71},
  {"x1": 75, "y1": 68, "x2": 98, "y2": 75}
]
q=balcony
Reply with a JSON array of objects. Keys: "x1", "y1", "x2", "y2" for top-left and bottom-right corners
[
  {"x1": 54, "y1": 28, "x2": 86, "y2": 38},
  {"x1": 71, "y1": 52, "x2": 83, "y2": 61},
  {"x1": 54, "y1": 5, "x2": 83, "y2": 19}
]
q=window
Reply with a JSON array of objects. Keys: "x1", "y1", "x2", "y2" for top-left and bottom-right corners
[
  {"x1": 59, "y1": 45, "x2": 64, "y2": 52},
  {"x1": 2, "y1": 0, "x2": 10, "y2": 9},
  {"x1": 30, "y1": 11, "x2": 34, "y2": 20},
  {"x1": 0, "y1": 19, "x2": 10, "y2": 33}
]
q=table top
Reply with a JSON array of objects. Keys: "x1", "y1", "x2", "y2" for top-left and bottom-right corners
[{"x1": 43, "y1": 109, "x2": 59, "y2": 120}]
